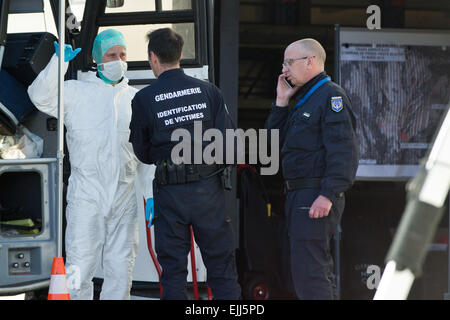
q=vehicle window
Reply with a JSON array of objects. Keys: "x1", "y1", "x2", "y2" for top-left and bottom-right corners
[
  {"x1": 6, "y1": 0, "x2": 56, "y2": 36},
  {"x1": 67, "y1": 0, "x2": 85, "y2": 28},
  {"x1": 162, "y1": 0, "x2": 192, "y2": 11},
  {"x1": 98, "y1": 22, "x2": 195, "y2": 62},
  {"x1": 105, "y1": 0, "x2": 155, "y2": 13},
  {"x1": 105, "y1": 0, "x2": 192, "y2": 13}
]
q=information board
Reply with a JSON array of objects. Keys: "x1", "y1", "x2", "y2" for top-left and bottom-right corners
[{"x1": 338, "y1": 28, "x2": 450, "y2": 180}]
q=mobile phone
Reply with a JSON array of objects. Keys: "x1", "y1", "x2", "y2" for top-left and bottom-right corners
[{"x1": 283, "y1": 77, "x2": 294, "y2": 88}]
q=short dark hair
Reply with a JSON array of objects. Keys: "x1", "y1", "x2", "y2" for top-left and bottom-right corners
[{"x1": 147, "y1": 28, "x2": 184, "y2": 65}]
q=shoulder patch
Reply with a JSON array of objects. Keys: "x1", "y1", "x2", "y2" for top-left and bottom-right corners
[{"x1": 331, "y1": 96, "x2": 343, "y2": 112}]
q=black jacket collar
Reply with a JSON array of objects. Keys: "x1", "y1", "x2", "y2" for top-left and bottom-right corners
[
  {"x1": 158, "y1": 68, "x2": 185, "y2": 79},
  {"x1": 294, "y1": 71, "x2": 328, "y2": 101}
]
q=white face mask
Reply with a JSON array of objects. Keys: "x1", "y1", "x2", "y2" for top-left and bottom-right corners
[{"x1": 98, "y1": 60, "x2": 128, "y2": 82}]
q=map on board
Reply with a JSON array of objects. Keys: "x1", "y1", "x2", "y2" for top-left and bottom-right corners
[{"x1": 340, "y1": 44, "x2": 450, "y2": 167}]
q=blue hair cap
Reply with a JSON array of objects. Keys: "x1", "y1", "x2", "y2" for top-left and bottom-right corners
[{"x1": 92, "y1": 29, "x2": 126, "y2": 63}]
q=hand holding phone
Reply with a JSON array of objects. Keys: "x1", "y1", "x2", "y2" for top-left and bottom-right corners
[
  {"x1": 276, "y1": 74, "x2": 299, "y2": 106},
  {"x1": 283, "y1": 77, "x2": 294, "y2": 89}
]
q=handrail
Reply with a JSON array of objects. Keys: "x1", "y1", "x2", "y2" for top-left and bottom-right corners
[{"x1": 0, "y1": 279, "x2": 50, "y2": 295}]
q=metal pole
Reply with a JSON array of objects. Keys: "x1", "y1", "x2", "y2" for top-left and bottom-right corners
[
  {"x1": 333, "y1": 23, "x2": 341, "y2": 300},
  {"x1": 0, "y1": 0, "x2": 8, "y2": 69},
  {"x1": 57, "y1": 0, "x2": 66, "y2": 258},
  {"x1": 334, "y1": 24, "x2": 340, "y2": 85}
]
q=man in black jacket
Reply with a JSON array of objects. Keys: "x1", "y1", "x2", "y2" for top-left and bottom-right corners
[
  {"x1": 129, "y1": 28, "x2": 241, "y2": 300},
  {"x1": 265, "y1": 38, "x2": 359, "y2": 299}
]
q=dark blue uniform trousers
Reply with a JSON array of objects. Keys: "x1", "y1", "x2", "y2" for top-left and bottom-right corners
[
  {"x1": 285, "y1": 188, "x2": 345, "y2": 300},
  {"x1": 153, "y1": 175, "x2": 241, "y2": 300}
]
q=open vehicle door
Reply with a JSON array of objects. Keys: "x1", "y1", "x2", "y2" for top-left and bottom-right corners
[
  {"x1": 0, "y1": 0, "x2": 65, "y2": 296},
  {"x1": 0, "y1": 0, "x2": 218, "y2": 299}
]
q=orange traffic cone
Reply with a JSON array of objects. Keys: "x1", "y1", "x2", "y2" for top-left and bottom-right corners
[{"x1": 48, "y1": 257, "x2": 70, "y2": 300}]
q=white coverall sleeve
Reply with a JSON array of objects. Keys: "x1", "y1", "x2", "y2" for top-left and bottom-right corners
[
  {"x1": 27, "y1": 54, "x2": 72, "y2": 119},
  {"x1": 135, "y1": 161, "x2": 156, "y2": 199}
]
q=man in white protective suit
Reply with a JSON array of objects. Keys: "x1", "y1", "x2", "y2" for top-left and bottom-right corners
[{"x1": 28, "y1": 29, "x2": 149, "y2": 300}]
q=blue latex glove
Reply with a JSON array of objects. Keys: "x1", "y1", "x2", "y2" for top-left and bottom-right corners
[
  {"x1": 145, "y1": 198, "x2": 154, "y2": 228},
  {"x1": 54, "y1": 41, "x2": 81, "y2": 62}
]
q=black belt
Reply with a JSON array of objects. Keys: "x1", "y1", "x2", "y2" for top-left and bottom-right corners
[
  {"x1": 284, "y1": 177, "x2": 322, "y2": 192},
  {"x1": 155, "y1": 161, "x2": 224, "y2": 186},
  {"x1": 284, "y1": 177, "x2": 344, "y2": 198}
]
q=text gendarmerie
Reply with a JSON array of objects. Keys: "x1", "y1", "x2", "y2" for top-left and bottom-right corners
[{"x1": 154, "y1": 87, "x2": 202, "y2": 102}]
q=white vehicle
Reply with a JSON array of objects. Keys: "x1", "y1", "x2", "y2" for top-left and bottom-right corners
[{"x1": 0, "y1": 0, "x2": 234, "y2": 300}]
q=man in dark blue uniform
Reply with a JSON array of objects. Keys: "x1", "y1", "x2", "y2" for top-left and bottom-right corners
[
  {"x1": 265, "y1": 38, "x2": 359, "y2": 299},
  {"x1": 129, "y1": 28, "x2": 241, "y2": 300}
]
